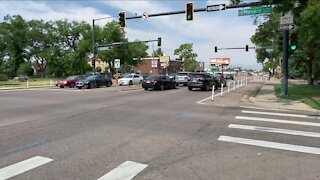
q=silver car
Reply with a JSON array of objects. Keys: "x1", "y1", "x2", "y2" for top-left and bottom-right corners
[{"x1": 175, "y1": 72, "x2": 190, "y2": 86}]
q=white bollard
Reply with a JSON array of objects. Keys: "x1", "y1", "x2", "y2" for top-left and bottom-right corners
[
  {"x1": 50, "y1": 80, "x2": 53, "y2": 87},
  {"x1": 221, "y1": 83, "x2": 224, "y2": 96},
  {"x1": 26, "y1": 80, "x2": 29, "y2": 88},
  {"x1": 233, "y1": 81, "x2": 236, "y2": 90},
  {"x1": 211, "y1": 85, "x2": 215, "y2": 101},
  {"x1": 238, "y1": 80, "x2": 240, "y2": 88},
  {"x1": 227, "y1": 82, "x2": 230, "y2": 94}
]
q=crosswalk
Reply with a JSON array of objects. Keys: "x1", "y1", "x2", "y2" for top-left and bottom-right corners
[
  {"x1": 218, "y1": 107, "x2": 320, "y2": 155},
  {"x1": 0, "y1": 157, "x2": 147, "y2": 180}
]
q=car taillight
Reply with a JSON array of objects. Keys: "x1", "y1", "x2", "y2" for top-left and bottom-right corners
[
  {"x1": 63, "y1": 81, "x2": 67, "y2": 84},
  {"x1": 152, "y1": 80, "x2": 157, "y2": 84}
]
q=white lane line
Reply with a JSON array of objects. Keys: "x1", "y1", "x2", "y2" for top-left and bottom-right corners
[
  {"x1": 235, "y1": 116, "x2": 320, "y2": 127},
  {"x1": 239, "y1": 106, "x2": 293, "y2": 112},
  {"x1": 169, "y1": 90, "x2": 183, "y2": 94},
  {"x1": 196, "y1": 96, "x2": 212, "y2": 104},
  {"x1": 242, "y1": 110, "x2": 320, "y2": 120},
  {"x1": 97, "y1": 161, "x2": 148, "y2": 180},
  {"x1": 0, "y1": 156, "x2": 53, "y2": 180},
  {"x1": 229, "y1": 124, "x2": 320, "y2": 138},
  {"x1": 218, "y1": 135, "x2": 320, "y2": 155}
]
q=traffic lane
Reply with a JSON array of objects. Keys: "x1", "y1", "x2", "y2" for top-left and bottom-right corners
[{"x1": 0, "y1": 86, "x2": 238, "y2": 179}]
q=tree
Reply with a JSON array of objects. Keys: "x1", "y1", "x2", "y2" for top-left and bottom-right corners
[
  {"x1": 17, "y1": 61, "x2": 33, "y2": 76},
  {"x1": 152, "y1": 48, "x2": 163, "y2": 57},
  {"x1": 174, "y1": 43, "x2": 198, "y2": 72}
]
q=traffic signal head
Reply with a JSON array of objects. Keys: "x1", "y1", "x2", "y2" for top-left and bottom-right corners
[
  {"x1": 186, "y1": 2, "x2": 194, "y2": 21},
  {"x1": 119, "y1": 11, "x2": 126, "y2": 28},
  {"x1": 245, "y1": 45, "x2": 249, "y2": 52},
  {"x1": 214, "y1": 46, "x2": 217, "y2": 52},
  {"x1": 290, "y1": 33, "x2": 297, "y2": 52},
  {"x1": 158, "y1": 37, "x2": 161, "y2": 46},
  {"x1": 278, "y1": 35, "x2": 283, "y2": 52}
]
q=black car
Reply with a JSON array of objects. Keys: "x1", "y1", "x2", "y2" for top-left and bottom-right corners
[
  {"x1": 142, "y1": 75, "x2": 177, "y2": 91},
  {"x1": 76, "y1": 74, "x2": 112, "y2": 89},
  {"x1": 225, "y1": 74, "x2": 234, "y2": 80},
  {"x1": 212, "y1": 74, "x2": 227, "y2": 87},
  {"x1": 188, "y1": 73, "x2": 218, "y2": 91}
]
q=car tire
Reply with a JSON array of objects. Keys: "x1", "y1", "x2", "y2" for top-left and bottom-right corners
[
  {"x1": 188, "y1": 87, "x2": 192, "y2": 91},
  {"x1": 77, "y1": 87, "x2": 82, "y2": 89},
  {"x1": 129, "y1": 81, "x2": 133, "y2": 85},
  {"x1": 184, "y1": 83, "x2": 188, "y2": 86},
  {"x1": 173, "y1": 83, "x2": 177, "y2": 89},
  {"x1": 144, "y1": 88, "x2": 148, "y2": 91},
  {"x1": 70, "y1": 83, "x2": 75, "y2": 88},
  {"x1": 106, "y1": 81, "x2": 112, "y2": 87},
  {"x1": 160, "y1": 84, "x2": 164, "y2": 91},
  {"x1": 89, "y1": 83, "x2": 94, "y2": 89}
]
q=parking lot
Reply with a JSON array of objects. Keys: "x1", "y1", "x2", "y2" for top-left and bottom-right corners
[{"x1": 1, "y1": 78, "x2": 320, "y2": 180}]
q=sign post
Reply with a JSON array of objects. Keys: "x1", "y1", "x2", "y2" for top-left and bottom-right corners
[{"x1": 114, "y1": 59, "x2": 120, "y2": 85}]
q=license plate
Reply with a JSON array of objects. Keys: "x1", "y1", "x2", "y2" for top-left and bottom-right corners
[{"x1": 179, "y1": 77, "x2": 184, "y2": 80}]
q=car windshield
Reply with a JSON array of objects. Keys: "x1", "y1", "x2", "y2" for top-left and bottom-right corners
[
  {"x1": 86, "y1": 75, "x2": 97, "y2": 80},
  {"x1": 190, "y1": 74, "x2": 203, "y2": 78},
  {"x1": 177, "y1": 73, "x2": 188, "y2": 76},
  {"x1": 66, "y1": 76, "x2": 77, "y2": 80},
  {"x1": 145, "y1": 76, "x2": 161, "y2": 80},
  {"x1": 123, "y1": 75, "x2": 133, "y2": 78}
]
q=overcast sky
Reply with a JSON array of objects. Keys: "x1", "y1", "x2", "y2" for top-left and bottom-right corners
[{"x1": 0, "y1": 0, "x2": 263, "y2": 69}]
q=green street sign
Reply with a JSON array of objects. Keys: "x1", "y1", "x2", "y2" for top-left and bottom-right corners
[
  {"x1": 211, "y1": 67, "x2": 219, "y2": 72},
  {"x1": 266, "y1": 48, "x2": 273, "y2": 52},
  {"x1": 238, "y1": 7, "x2": 272, "y2": 16}
]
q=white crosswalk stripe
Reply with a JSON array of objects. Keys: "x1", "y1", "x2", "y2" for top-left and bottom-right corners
[
  {"x1": 228, "y1": 124, "x2": 320, "y2": 138},
  {"x1": 97, "y1": 161, "x2": 148, "y2": 180},
  {"x1": 0, "y1": 156, "x2": 53, "y2": 180},
  {"x1": 218, "y1": 108, "x2": 320, "y2": 155}
]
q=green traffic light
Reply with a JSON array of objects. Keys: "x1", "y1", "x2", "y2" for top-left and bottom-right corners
[
  {"x1": 187, "y1": 15, "x2": 192, "y2": 20},
  {"x1": 290, "y1": 45, "x2": 297, "y2": 51}
]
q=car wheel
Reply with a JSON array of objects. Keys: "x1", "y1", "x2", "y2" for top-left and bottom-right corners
[
  {"x1": 188, "y1": 87, "x2": 192, "y2": 91},
  {"x1": 160, "y1": 84, "x2": 164, "y2": 91},
  {"x1": 77, "y1": 87, "x2": 82, "y2": 89},
  {"x1": 106, "y1": 81, "x2": 112, "y2": 87},
  {"x1": 89, "y1": 83, "x2": 94, "y2": 89},
  {"x1": 144, "y1": 88, "x2": 148, "y2": 91},
  {"x1": 184, "y1": 83, "x2": 188, "y2": 86},
  {"x1": 69, "y1": 83, "x2": 75, "y2": 88},
  {"x1": 203, "y1": 84, "x2": 209, "y2": 91},
  {"x1": 173, "y1": 83, "x2": 177, "y2": 89},
  {"x1": 129, "y1": 81, "x2": 133, "y2": 85}
]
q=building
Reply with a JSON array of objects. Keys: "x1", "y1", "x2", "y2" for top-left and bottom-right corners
[
  {"x1": 133, "y1": 57, "x2": 183, "y2": 75},
  {"x1": 87, "y1": 57, "x2": 109, "y2": 72}
]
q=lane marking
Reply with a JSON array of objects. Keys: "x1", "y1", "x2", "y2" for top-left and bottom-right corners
[
  {"x1": 242, "y1": 110, "x2": 320, "y2": 120},
  {"x1": 218, "y1": 135, "x2": 320, "y2": 155},
  {"x1": 97, "y1": 161, "x2": 148, "y2": 180},
  {"x1": 168, "y1": 90, "x2": 183, "y2": 94},
  {"x1": 0, "y1": 156, "x2": 53, "y2": 180},
  {"x1": 235, "y1": 116, "x2": 320, "y2": 127},
  {"x1": 239, "y1": 106, "x2": 293, "y2": 112},
  {"x1": 229, "y1": 124, "x2": 320, "y2": 138},
  {"x1": 6, "y1": 141, "x2": 44, "y2": 154}
]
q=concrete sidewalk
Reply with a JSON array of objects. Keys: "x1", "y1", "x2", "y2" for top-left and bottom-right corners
[{"x1": 243, "y1": 79, "x2": 320, "y2": 114}]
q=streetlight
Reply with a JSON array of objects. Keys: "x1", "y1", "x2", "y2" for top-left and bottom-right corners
[{"x1": 92, "y1": 16, "x2": 116, "y2": 73}]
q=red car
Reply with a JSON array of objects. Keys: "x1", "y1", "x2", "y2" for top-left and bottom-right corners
[{"x1": 56, "y1": 75, "x2": 85, "y2": 88}]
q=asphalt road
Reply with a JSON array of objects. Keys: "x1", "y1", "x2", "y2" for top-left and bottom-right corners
[{"x1": 0, "y1": 82, "x2": 320, "y2": 180}]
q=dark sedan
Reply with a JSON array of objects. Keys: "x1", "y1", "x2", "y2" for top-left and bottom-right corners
[
  {"x1": 142, "y1": 75, "x2": 177, "y2": 91},
  {"x1": 56, "y1": 75, "x2": 86, "y2": 88},
  {"x1": 76, "y1": 74, "x2": 112, "y2": 89},
  {"x1": 188, "y1": 73, "x2": 218, "y2": 91},
  {"x1": 212, "y1": 74, "x2": 227, "y2": 87}
]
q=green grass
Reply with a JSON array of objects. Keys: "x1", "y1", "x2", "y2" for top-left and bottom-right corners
[
  {"x1": 275, "y1": 84, "x2": 320, "y2": 110},
  {"x1": 0, "y1": 78, "x2": 57, "y2": 88},
  {"x1": 250, "y1": 86, "x2": 261, "y2": 97}
]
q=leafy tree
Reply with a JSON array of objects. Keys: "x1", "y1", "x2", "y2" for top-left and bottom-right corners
[
  {"x1": 17, "y1": 61, "x2": 33, "y2": 76},
  {"x1": 152, "y1": 48, "x2": 163, "y2": 57},
  {"x1": 174, "y1": 43, "x2": 198, "y2": 72}
]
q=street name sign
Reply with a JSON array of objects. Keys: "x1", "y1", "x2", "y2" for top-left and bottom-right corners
[
  {"x1": 114, "y1": 59, "x2": 120, "y2": 69},
  {"x1": 238, "y1": 6, "x2": 272, "y2": 16},
  {"x1": 98, "y1": 47, "x2": 109, "y2": 51},
  {"x1": 207, "y1": 4, "x2": 226, "y2": 12}
]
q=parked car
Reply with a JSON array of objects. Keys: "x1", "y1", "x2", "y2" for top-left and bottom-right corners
[
  {"x1": 188, "y1": 73, "x2": 218, "y2": 91},
  {"x1": 212, "y1": 74, "x2": 227, "y2": 87},
  {"x1": 224, "y1": 74, "x2": 234, "y2": 80},
  {"x1": 142, "y1": 75, "x2": 177, "y2": 91},
  {"x1": 175, "y1": 72, "x2": 191, "y2": 86},
  {"x1": 119, "y1": 74, "x2": 143, "y2": 86},
  {"x1": 56, "y1": 75, "x2": 86, "y2": 88},
  {"x1": 76, "y1": 74, "x2": 112, "y2": 89}
]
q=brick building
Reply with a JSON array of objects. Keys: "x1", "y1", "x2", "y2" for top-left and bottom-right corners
[{"x1": 133, "y1": 57, "x2": 183, "y2": 75}]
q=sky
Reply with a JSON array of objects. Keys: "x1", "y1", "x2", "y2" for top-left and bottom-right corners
[{"x1": 0, "y1": 0, "x2": 263, "y2": 69}]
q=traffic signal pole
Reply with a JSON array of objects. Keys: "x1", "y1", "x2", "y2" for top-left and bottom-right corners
[
  {"x1": 92, "y1": 19, "x2": 96, "y2": 73},
  {"x1": 282, "y1": 30, "x2": 289, "y2": 96}
]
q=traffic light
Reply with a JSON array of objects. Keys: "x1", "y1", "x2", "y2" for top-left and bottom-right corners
[
  {"x1": 186, "y1": 2, "x2": 194, "y2": 21},
  {"x1": 119, "y1": 11, "x2": 126, "y2": 28},
  {"x1": 278, "y1": 35, "x2": 283, "y2": 52},
  {"x1": 245, "y1": 45, "x2": 249, "y2": 52},
  {"x1": 290, "y1": 33, "x2": 297, "y2": 52},
  {"x1": 214, "y1": 46, "x2": 217, "y2": 52},
  {"x1": 158, "y1": 37, "x2": 161, "y2": 46}
]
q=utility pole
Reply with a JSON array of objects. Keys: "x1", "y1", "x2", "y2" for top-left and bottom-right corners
[
  {"x1": 282, "y1": 30, "x2": 289, "y2": 96},
  {"x1": 92, "y1": 19, "x2": 96, "y2": 73}
]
